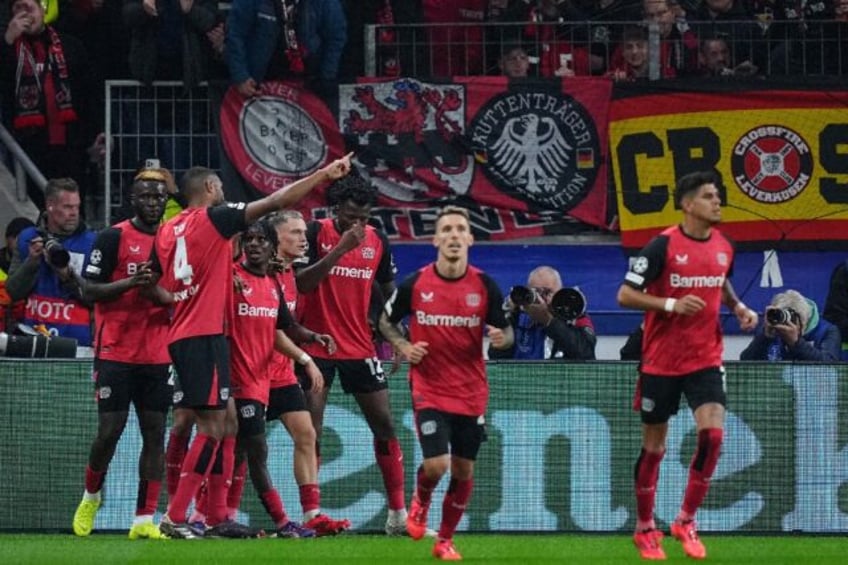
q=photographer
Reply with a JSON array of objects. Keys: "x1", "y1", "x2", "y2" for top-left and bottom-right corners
[
  {"x1": 488, "y1": 265, "x2": 596, "y2": 361},
  {"x1": 740, "y1": 290, "x2": 841, "y2": 362},
  {"x1": 5, "y1": 178, "x2": 97, "y2": 346}
]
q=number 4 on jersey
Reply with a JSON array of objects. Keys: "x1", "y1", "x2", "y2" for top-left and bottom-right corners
[{"x1": 174, "y1": 236, "x2": 195, "y2": 285}]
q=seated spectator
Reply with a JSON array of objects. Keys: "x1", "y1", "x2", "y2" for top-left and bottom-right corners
[
  {"x1": 740, "y1": 290, "x2": 841, "y2": 362},
  {"x1": 824, "y1": 258, "x2": 848, "y2": 360},
  {"x1": 691, "y1": 0, "x2": 767, "y2": 74},
  {"x1": 5, "y1": 178, "x2": 97, "y2": 346},
  {"x1": 488, "y1": 265, "x2": 596, "y2": 361},
  {"x1": 122, "y1": 0, "x2": 223, "y2": 89},
  {"x1": 606, "y1": 26, "x2": 650, "y2": 81},
  {"x1": 698, "y1": 35, "x2": 759, "y2": 76},
  {"x1": 1, "y1": 216, "x2": 36, "y2": 331},
  {"x1": 498, "y1": 44, "x2": 531, "y2": 77}
]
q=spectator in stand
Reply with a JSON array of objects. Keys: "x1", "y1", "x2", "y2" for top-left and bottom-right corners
[
  {"x1": 740, "y1": 290, "x2": 841, "y2": 362},
  {"x1": 691, "y1": 0, "x2": 766, "y2": 75},
  {"x1": 520, "y1": 0, "x2": 595, "y2": 77},
  {"x1": 0, "y1": 216, "x2": 35, "y2": 331},
  {"x1": 823, "y1": 258, "x2": 848, "y2": 360},
  {"x1": 607, "y1": 25, "x2": 650, "y2": 81},
  {"x1": 294, "y1": 172, "x2": 408, "y2": 536},
  {"x1": 1, "y1": 0, "x2": 100, "y2": 209},
  {"x1": 638, "y1": 0, "x2": 698, "y2": 78},
  {"x1": 122, "y1": 0, "x2": 222, "y2": 89},
  {"x1": 297, "y1": 0, "x2": 347, "y2": 99},
  {"x1": 379, "y1": 205, "x2": 513, "y2": 561},
  {"x1": 5, "y1": 178, "x2": 97, "y2": 346},
  {"x1": 698, "y1": 35, "x2": 759, "y2": 76},
  {"x1": 497, "y1": 44, "x2": 531, "y2": 77},
  {"x1": 71, "y1": 169, "x2": 171, "y2": 540},
  {"x1": 488, "y1": 265, "x2": 596, "y2": 361},
  {"x1": 579, "y1": 0, "x2": 644, "y2": 75},
  {"x1": 226, "y1": 0, "x2": 305, "y2": 98},
  {"x1": 423, "y1": 0, "x2": 487, "y2": 77}
]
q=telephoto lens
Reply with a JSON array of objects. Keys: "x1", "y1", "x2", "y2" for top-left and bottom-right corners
[
  {"x1": 550, "y1": 287, "x2": 587, "y2": 321},
  {"x1": 509, "y1": 285, "x2": 538, "y2": 307}
]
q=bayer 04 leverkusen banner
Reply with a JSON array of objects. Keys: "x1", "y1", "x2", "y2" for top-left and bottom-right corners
[
  {"x1": 219, "y1": 77, "x2": 612, "y2": 240},
  {"x1": 610, "y1": 86, "x2": 848, "y2": 251}
]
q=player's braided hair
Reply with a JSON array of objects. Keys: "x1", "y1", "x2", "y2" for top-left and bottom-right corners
[{"x1": 326, "y1": 168, "x2": 377, "y2": 208}]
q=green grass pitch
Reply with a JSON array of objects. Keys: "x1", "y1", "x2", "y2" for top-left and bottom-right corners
[{"x1": 1, "y1": 533, "x2": 847, "y2": 564}]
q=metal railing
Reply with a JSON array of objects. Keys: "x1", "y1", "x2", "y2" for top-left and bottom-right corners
[
  {"x1": 0, "y1": 123, "x2": 47, "y2": 203},
  {"x1": 364, "y1": 19, "x2": 848, "y2": 79}
]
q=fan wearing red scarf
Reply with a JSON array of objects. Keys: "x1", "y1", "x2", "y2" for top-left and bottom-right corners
[{"x1": 1, "y1": 0, "x2": 96, "y2": 209}]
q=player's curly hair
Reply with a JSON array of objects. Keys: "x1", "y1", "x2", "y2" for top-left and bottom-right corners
[
  {"x1": 326, "y1": 168, "x2": 377, "y2": 208},
  {"x1": 245, "y1": 214, "x2": 279, "y2": 251}
]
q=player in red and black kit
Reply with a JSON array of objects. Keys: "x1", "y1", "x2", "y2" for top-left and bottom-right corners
[
  {"x1": 379, "y1": 206, "x2": 514, "y2": 561},
  {"x1": 149, "y1": 155, "x2": 352, "y2": 539},
  {"x1": 72, "y1": 170, "x2": 170, "y2": 540},
  {"x1": 228, "y1": 218, "x2": 339, "y2": 537},
  {"x1": 295, "y1": 174, "x2": 408, "y2": 534},
  {"x1": 617, "y1": 171, "x2": 758, "y2": 560}
]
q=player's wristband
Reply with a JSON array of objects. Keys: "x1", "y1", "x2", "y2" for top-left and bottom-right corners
[
  {"x1": 297, "y1": 352, "x2": 312, "y2": 366},
  {"x1": 663, "y1": 298, "x2": 677, "y2": 313}
]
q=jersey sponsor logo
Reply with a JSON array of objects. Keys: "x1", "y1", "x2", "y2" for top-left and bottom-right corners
[
  {"x1": 329, "y1": 265, "x2": 374, "y2": 280},
  {"x1": 669, "y1": 273, "x2": 726, "y2": 288},
  {"x1": 129, "y1": 245, "x2": 141, "y2": 254},
  {"x1": 420, "y1": 291, "x2": 434, "y2": 303},
  {"x1": 415, "y1": 311, "x2": 481, "y2": 327},
  {"x1": 237, "y1": 302, "x2": 278, "y2": 318},
  {"x1": 674, "y1": 254, "x2": 688, "y2": 265},
  {"x1": 126, "y1": 262, "x2": 145, "y2": 275},
  {"x1": 321, "y1": 242, "x2": 333, "y2": 253},
  {"x1": 466, "y1": 293, "x2": 481, "y2": 307},
  {"x1": 89, "y1": 249, "x2": 102, "y2": 264},
  {"x1": 469, "y1": 90, "x2": 601, "y2": 212},
  {"x1": 226, "y1": 202, "x2": 247, "y2": 210},
  {"x1": 85, "y1": 265, "x2": 101, "y2": 276},
  {"x1": 731, "y1": 124, "x2": 813, "y2": 204}
]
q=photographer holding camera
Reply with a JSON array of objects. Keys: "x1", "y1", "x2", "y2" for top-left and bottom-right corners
[
  {"x1": 5, "y1": 178, "x2": 97, "y2": 347},
  {"x1": 740, "y1": 289, "x2": 841, "y2": 362},
  {"x1": 488, "y1": 265, "x2": 596, "y2": 361}
]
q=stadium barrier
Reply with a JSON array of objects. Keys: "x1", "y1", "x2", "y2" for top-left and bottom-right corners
[{"x1": 2, "y1": 359, "x2": 846, "y2": 533}]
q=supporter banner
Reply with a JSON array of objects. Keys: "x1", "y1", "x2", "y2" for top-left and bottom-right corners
[
  {"x1": 219, "y1": 78, "x2": 612, "y2": 240},
  {"x1": 610, "y1": 88, "x2": 848, "y2": 250}
]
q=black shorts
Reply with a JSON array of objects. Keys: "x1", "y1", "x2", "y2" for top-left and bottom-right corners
[
  {"x1": 266, "y1": 384, "x2": 307, "y2": 421},
  {"x1": 93, "y1": 359, "x2": 172, "y2": 414},
  {"x1": 296, "y1": 357, "x2": 388, "y2": 394},
  {"x1": 414, "y1": 408, "x2": 487, "y2": 461},
  {"x1": 637, "y1": 366, "x2": 727, "y2": 425},
  {"x1": 235, "y1": 399, "x2": 266, "y2": 438},
  {"x1": 168, "y1": 335, "x2": 231, "y2": 409}
]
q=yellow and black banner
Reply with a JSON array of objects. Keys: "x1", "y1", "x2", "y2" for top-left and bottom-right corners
[{"x1": 610, "y1": 87, "x2": 848, "y2": 250}]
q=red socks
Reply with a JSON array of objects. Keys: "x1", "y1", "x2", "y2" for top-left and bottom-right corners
[
  {"x1": 438, "y1": 478, "x2": 473, "y2": 540},
  {"x1": 84, "y1": 466, "x2": 106, "y2": 495},
  {"x1": 299, "y1": 483, "x2": 321, "y2": 516},
  {"x1": 415, "y1": 465, "x2": 440, "y2": 505},
  {"x1": 206, "y1": 436, "x2": 235, "y2": 526},
  {"x1": 165, "y1": 430, "x2": 190, "y2": 501},
  {"x1": 259, "y1": 488, "x2": 289, "y2": 528},
  {"x1": 374, "y1": 438, "x2": 405, "y2": 511},
  {"x1": 634, "y1": 448, "x2": 665, "y2": 528},
  {"x1": 681, "y1": 428, "x2": 723, "y2": 517},
  {"x1": 135, "y1": 479, "x2": 162, "y2": 516},
  {"x1": 167, "y1": 433, "x2": 219, "y2": 523}
]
